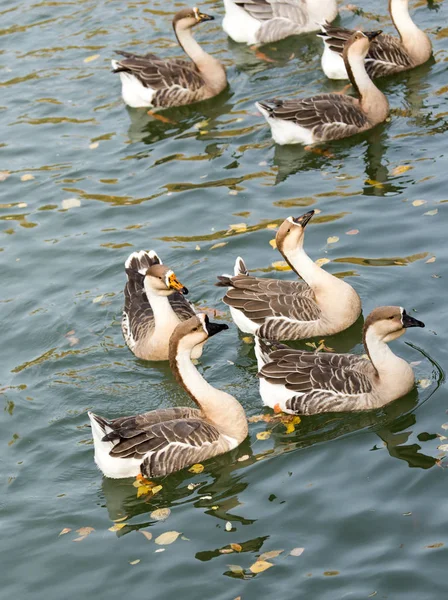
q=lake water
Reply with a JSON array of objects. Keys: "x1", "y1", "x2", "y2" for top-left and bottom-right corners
[{"x1": 1, "y1": 0, "x2": 448, "y2": 598}]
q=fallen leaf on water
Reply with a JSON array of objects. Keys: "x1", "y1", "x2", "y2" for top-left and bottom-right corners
[
  {"x1": 412, "y1": 200, "x2": 426, "y2": 207},
  {"x1": 151, "y1": 508, "x2": 171, "y2": 521},
  {"x1": 426, "y1": 543, "x2": 444, "y2": 549},
  {"x1": 195, "y1": 245, "x2": 200, "y2": 251},
  {"x1": 315, "y1": 258, "x2": 330, "y2": 267},
  {"x1": 426, "y1": 257, "x2": 436, "y2": 264},
  {"x1": 76, "y1": 527, "x2": 94, "y2": 537},
  {"x1": 269, "y1": 239, "x2": 277, "y2": 249},
  {"x1": 324, "y1": 571, "x2": 340, "y2": 576},
  {"x1": 441, "y1": 423, "x2": 448, "y2": 430},
  {"x1": 418, "y1": 379, "x2": 431, "y2": 389},
  {"x1": 365, "y1": 179, "x2": 383, "y2": 189},
  {"x1": 210, "y1": 242, "x2": 227, "y2": 250},
  {"x1": 272, "y1": 260, "x2": 291, "y2": 271},
  {"x1": 220, "y1": 548, "x2": 234, "y2": 554},
  {"x1": 154, "y1": 531, "x2": 181, "y2": 545},
  {"x1": 61, "y1": 198, "x2": 81, "y2": 210},
  {"x1": 437, "y1": 444, "x2": 448, "y2": 452},
  {"x1": 424, "y1": 209, "x2": 438, "y2": 216},
  {"x1": 238, "y1": 454, "x2": 250, "y2": 462},
  {"x1": 256, "y1": 431, "x2": 271, "y2": 441},
  {"x1": 67, "y1": 336, "x2": 79, "y2": 346},
  {"x1": 151, "y1": 484, "x2": 163, "y2": 495},
  {"x1": 188, "y1": 463, "x2": 204, "y2": 474},
  {"x1": 230, "y1": 543, "x2": 242, "y2": 552},
  {"x1": 266, "y1": 223, "x2": 277, "y2": 229},
  {"x1": 259, "y1": 549, "x2": 284, "y2": 561},
  {"x1": 154, "y1": 548, "x2": 165, "y2": 553},
  {"x1": 250, "y1": 560, "x2": 274, "y2": 574},
  {"x1": 21, "y1": 174, "x2": 35, "y2": 182},
  {"x1": 140, "y1": 531, "x2": 153, "y2": 541},
  {"x1": 346, "y1": 229, "x2": 359, "y2": 235},
  {"x1": 290, "y1": 547, "x2": 305, "y2": 557},
  {"x1": 0, "y1": 171, "x2": 10, "y2": 182},
  {"x1": 109, "y1": 523, "x2": 126, "y2": 532},
  {"x1": 392, "y1": 165, "x2": 412, "y2": 176},
  {"x1": 59, "y1": 528, "x2": 71, "y2": 536},
  {"x1": 84, "y1": 54, "x2": 100, "y2": 63},
  {"x1": 225, "y1": 521, "x2": 233, "y2": 532},
  {"x1": 242, "y1": 336, "x2": 253, "y2": 344},
  {"x1": 129, "y1": 559, "x2": 140, "y2": 565},
  {"x1": 228, "y1": 190, "x2": 238, "y2": 196},
  {"x1": 229, "y1": 223, "x2": 247, "y2": 233},
  {"x1": 227, "y1": 564, "x2": 244, "y2": 575},
  {"x1": 284, "y1": 416, "x2": 301, "y2": 434},
  {"x1": 137, "y1": 485, "x2": 154, "y2": 498},
  {"x1": 113, "y1": 515, "x2": 128, "y2": 523},
  {"x1": 327, "y1": 236, "x2": 339, "y2": 244},
  {"x1": 89, "y1": 142, "x2": 99, "y2": 150}
]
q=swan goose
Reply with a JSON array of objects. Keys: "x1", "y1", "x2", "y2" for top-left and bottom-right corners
[
  {"x1": 112, "y1": 7, "x2": 227, "y2": 109},
  {"x1": 222, "y1": 0, "x2": 338, "y2": 45},
  {"x1": 89, "y1": 314, "x2": 248, "y2": 479},
  {"x1": 122, "y1": 250, "x2": 202, "y2": 362},
  {"x1": 256, "y1": 30, "x2": 390, "y2": 145},
  {"x1": 319, "y1": 0, "x2": 432, "y2": 80},
  {"x1": 216, "y1": 210, "x2": 361, "y2": 340},
  {"x1": 255, "y1": 306, "x2": 425, "y2": 415}
]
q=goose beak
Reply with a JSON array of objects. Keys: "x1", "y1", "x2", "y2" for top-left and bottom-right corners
[
  {"x1": 291, "y1": 210, "x2": 315, "y2": 228},
  {"x1": 402, "y1": 311, "x2": 425, "y2": 329},
  {"x1": 197, "y1": 12, "x2": 214, "y2": 22},
  {"x1": 167, "y1": 272, "x2": 188, "y2": 295},
  {"x1": 365, "y1": 30, "x2": 382, "y2": 41},
  {"x1": 205, "y1": 320, "x2": 229, "y2": 337}
]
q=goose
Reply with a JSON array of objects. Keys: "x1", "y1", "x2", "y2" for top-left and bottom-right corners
[
  {"x1": 216, "y1": 210, "x2": 361, "y2": 340},
  {"x1": 256, "y1": 30, "x2": 390, "y2": 145},
  {"x1": 122, "y1": 250, "x2": 201, "y2": 361},
  {"x1": 255, "y1": 306, "x2": 425, "y2": 415},
  {"x1": 89, "y1": 314, "x2": 248, "y2": 479},
  {"x1": 319, "y1": 0, "x2": 432, "y2": 80},
  {"x1": 222, "y1": 0, "x2": 338, "y2": 45},
  {"x1": 112, "y1": 7, "x2": 227, "y2": 109}
]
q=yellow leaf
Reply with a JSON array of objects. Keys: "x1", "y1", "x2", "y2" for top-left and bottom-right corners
[
  {"x1": 426, "y1": 257, "x2": 436, "y2": 264},
  {"x1": 249, "y1": 560, "x2": 274, "y2": 573},
  {"x1": 327, "y1": 236, "x2": 339, "y2": 244},
  {"x1": 230, "y1": 543, "x2": 242, "y2": 552},
  {"x1": 424, "y1": 209, "x2": 438, "y2": 216},
  {"x1": 229, "y1": 223, "x2": 247, "y2": 233},
  {"x1": 256, "y1": 431, "x2": 271, "y2": 440},
  {"x1": 259, "y1": 549, "x2": 284, "y2": 561},
  {"x1": 210, "y1": 242, "x2": 227, "y2": 250},
  {"x1": 426, "y1": 543, "x2": 444, "y2": 549},
  {"x1": 315, "y1": 258, "x2": 330, "y2": 268},
  {"x1": 136, "y1": 485, "x2": 153, "y2": 498},
  {"x1": 290, "y1": 547, "x2": 305, "y2": 556},
  {"x1": 418, "y1": 379, "x2": 431, "y2": 389},
  {"x1": 238, "y1": 454, "x2": 250, "y2": 462},
  {"x1": 151, "y1": 484, "x2": 163, "y2": 495},
  {"x1": 412, "y1": 199, "x2": 426, "y2": 207},
  {"x1": 129, "y1": 559, "x2": 140, "y2": 565},
  {"x1": 346, "y1": 229, "x2": 359, "y2": 235},
  {"x1": 21, "y1": 174, "x2": 35, "y2": 182},
  {"x1": 84, "y1": 54, "x2": 100, "y2": 63},
  {"x1": 150, "y1": 508, "x2": 171, "y2": 521},
  {"x1": 140, "y1": 531, "x2": 153, "y2": 541},
  {"x1": 154, "y1": 531, "x2": 181, "y2": 545},
  {"x1": 113, "y1": 515, "x2": 128, "y2": 523},
  {"x1": 59, "y1": 528, "x2": 71, "y2": 536},
  {"x1": 89, "y1": 142, "x2": 99, "y2": 150},
  {"x1": 188, "y1": 463, "x2": 204, "y2": 474},
  {"x1": 392, "y1": 165, "x2": 412, "y2": 176},
  {"x1": 225, "y1": 521, "x2": 233, "y2": 532},
  {"x1": 242, "y1": 336, "x2": 253, "y2": 344},
  {"x1": 272, "y1": 260, "x2": 291, "y2": 271},
  {"x1": 365, "y1": 179, "x2": 384, "y2": 188},
  {"x1": 76, "y1": 527, "x2": 94, "y2": 537},
  {"x1": 227, "y1": 564, "x2": 244, "y2": 574},
  {"x1": 269, "y1": 239, "x2": 277, "y2": 249},
  {"x1": 266, "y1": 223, "x2": 277, "y2": 229},
  {"x1": 108, "y1": 523, "x2": 126, "y2": 532}
]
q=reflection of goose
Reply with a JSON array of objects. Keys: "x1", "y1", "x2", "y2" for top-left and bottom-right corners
[
  {"x1": 89, "y1": 315, "x2": 248, "y2": 478},
  {"x1": 217, "y1": 211, "x2": 361, "y2": 340},
  {"x1": 122, "y1": 250, "x2": 198, "y2": 361},
  {"x1": 222, "y1": 0, "x2": 337, "y2": 44},
  {"x1": 112, "y1": 8, "x2": 227, "y2": 108},
  {"x1": 319, "y1": 0, "x2": 432, "y2": 80},
  {"x1": 256, "y1": 31, "x2": 390, "y2": 145},
  {"x1": 255, "y1": 306, "x2": 425, "y2": 414}
]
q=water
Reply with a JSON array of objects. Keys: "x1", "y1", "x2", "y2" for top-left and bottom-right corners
[{"x1": 1, "y1": 0, "x2": 448, "y2": 597}]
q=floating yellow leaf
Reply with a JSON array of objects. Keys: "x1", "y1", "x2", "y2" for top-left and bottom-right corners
[
  {"x1": 59, "y1": 528, "x2": 71, "y2": 536},
  {"x1": 242, "y1": 336, "x2": 253, "y2": 344},
  {"x1": 219, "y1": 548, "x2": 234, "y2": 554},
  {"x1": 412, "y1": 199, "x2": 426, "y2": 207},
  {"x1": 392, "y1": 165, "x2": 412, "y2": 176},
  {"x1": 272, "y1": 260, "x2": 291, "y2": 271},
  {"x1": 154, "y1": 531, "x2": 180, "y2": 545},
  {"x1": 113, "y1": 515, "x2": 129, "y2": 523},
  {"x1": 84, "y1": 54, "x2": 100, "y2": 63},
  {"x1": 227, "y1": 564, "x2": 244, "y2": 575},
  {"x1": 129, "y1": 559, "x2": 140, "y2": 565},
  {"x1": 256, "y1": 431, "x2": 271, "y2": 441},
  {"x1": 327, "y1": 236, "x2": 339, "y2": 244},
  {"x1": 365, "y1": 179, "x2": 384, "y2": 188},
  {"x1": 424, "y1": 209, "x2": 438, "y2": 216},
  {"x1": 426, "y1": 543, "x2": 444, "y2": 549},
  {"x1": 151, "y1": 484, "x2": 163, "y2": 495},
  {"x1": 238, "y1": 454, "x2": 250, "y2": 462},
  {"x1": 21, "y1": 174, "x2": 35, "y2": 182},
  {"x1": 229, "y1": 223, "x2": 247, "y2": 233},
  {"x1": 259, "y1": 549, "x2": 284, "y2": 561},
  {"x1": 140, "y1": 531, "x2": 153, "y2": 541},
  {"x1": 284, "y1": 416, "x2": 301, "y2": 434},
  {"x1": 426, "y1": 257, "x2": 436, "y2": 264},
  {"x1": 324, "y1": 571, "x2": 340, "y2": 576},
  {"x1": 225, "y1": 521, "x2": 232, "y2": 532},
  {"x1": 418, "y1": 379, "x2": 431, "y2": 389},
  {"x1": 230, "y1": 543, "x2": 242, "y2": 552},
  {"x1": 89, "y1": 142, "x2": 99, "y2": 150},
  {"x1": 315, "y1": 258, "x2": 330, "y2": 267},
  {"x1": 137, "y1": 485, "x2": 154, "y2": 498},
  {"x1": 266, "y1": 223, "x2": 277, "y2": 229},
  {"x1": 61, "y1": 198, "x2": 81, "y2": 210},
  {"x1": 210, "y1": 242, "x2": 227, "y2": 250},
  {"x1": 249, "y1": 560, "x2": 274, "y2": 574},
  {"x1": 188, "y1": 463, "x2": 204, "y2": 474},
  {"x1": 269, "y1": 239, "x2": 277, "y2": 249},
  {"x1": 76, "y1": 527, "x2": 94, "y2": 537},
  {"x1": 0, "y1": 171, "x2": 10, "y2": 182},
  {"x1": 290, "y1": 547, "x2": 305, "y2": 557},
  {"x1": 195, "y1": 245, "x2": 201, "y2": 251},
  {"x1": 346, "y1": 229, "x2": 359, "y2": 235},
  {"x1": 150, "y1": 508, "x2": 171, "y2": 521},
  {"x1": 108, "y1": 523, "x2": 126, "y2": 532}
]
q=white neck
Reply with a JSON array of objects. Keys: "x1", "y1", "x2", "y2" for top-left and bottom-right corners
[
  {"x1": 390, "y1": 0, "x2": 431, "y2": 62},
  {"x1": 346, "y1": 51, "x2": 389, "y2": 122},
  {"x1": 174, "y1": 348, "x2": 248, "y2": 442},
  {"x1": 144, "y1": 282, "x2": 177, "y2": 330},
  {"x1": 282, "y1": 245, "x2": 342, "y2": 289},
  {"x1": 364, "y1": 328, "x2": 414, "y2": 392}
]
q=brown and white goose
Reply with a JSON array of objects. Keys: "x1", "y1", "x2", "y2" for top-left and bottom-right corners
[
  {"x1": 255, "y1": 306, "x2": 425, "y2": 415},
  {"x1": 222, "y1": 0, "x2": 338, "y2": 45},
  {"x1": 216, "y1": 211, "x2": 361, "y2": 340},
  {"x1": 89, "y1": 314, "x2": 248, "y2": 479},
  {"x1": 319, "y1": 0, "x2": 432, "y2": 80},
  {"x1": 256, "y1": 31, "x2": 390, "y2": 145},
  {"x1": 112, "y1": 7, "x2": 227, "y2": 109},
  {"x1": 122, "y1": 250, "x2": 200, "y2": 361}
]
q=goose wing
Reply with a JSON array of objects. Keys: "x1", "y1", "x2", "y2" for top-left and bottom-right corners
[
  {"x1": 103, "y1": 413, "x2": 221, "y2": 477},
  {"x1": 112, "y1": 54, "x2": 205, "y2": 92},
  {"x1": 259, "y1": 94, "x2": 368, "y2": 141},
  {"x1": 234, "y1": 0, "x2": 308, "y2": 24}
]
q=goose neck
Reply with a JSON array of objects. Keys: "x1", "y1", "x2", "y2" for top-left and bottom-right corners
[
  {"x1": 389, "y1": 0, "x2": 431, "y2": 61},
  {"x1": 143, "y1": 282, "x2": 176, "y2": 327},
  {"x1": 281, "y1": 246, "x2": 332, "y2": 288},
  {"x1": 344, "y1": 51, "x2": 389, "y2": 122},
  {"x1": 363, "y1": 328, "x2": 410, "y2": 381}
]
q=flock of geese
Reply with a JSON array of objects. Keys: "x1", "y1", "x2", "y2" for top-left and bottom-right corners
[{"x1": 89, "y1": 0, "x2": 431, "y2": 479}]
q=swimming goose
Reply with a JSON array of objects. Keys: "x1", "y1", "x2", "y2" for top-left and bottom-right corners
[
  {"x1": 122, "y1": 250, "x2": 201, "y2": 361},
  {"x1": 319, "y1": 0, "x2": 432, "y2": 80},
  {"x1": 255, "y1": 306, "x2": 425, "y2": 415},
  {"x1": 89, "y1": 314, "x2": 248, "y2": 478},
  {"x1": 256, "y1": 30, "x2": 390, "y2": 145},
  {"x1": 216, "y1": 210, "x2": 361, "y2": 340},
  {"x1": 112, "y1": 7, "x2": 227, "y2": 109},
  {"x1": 222, "y1": 0, "x2": 338, "y2": 45}
]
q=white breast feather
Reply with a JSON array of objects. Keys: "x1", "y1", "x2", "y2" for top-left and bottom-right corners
[
  {"x1": 222, "y1": 0, "x2": 261, "y2": 44},
  {"x1": 321, "y1": 44, "x2": 347, "y2": 80}
]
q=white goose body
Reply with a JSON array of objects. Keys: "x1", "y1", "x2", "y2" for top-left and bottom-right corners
[
  {"x1": 90, "y1": 315, "x2": 248, "y2": 479},
  {"x1": 255, "y1": 306, "x2": 425, "y2": 415},
  {"x1": 217, "y1": 212, "x2": 361, "y2": 341}
]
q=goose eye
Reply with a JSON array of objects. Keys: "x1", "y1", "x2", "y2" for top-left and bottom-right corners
[
  {"x1": 287, "y1": 228, "x2": 291, "y2": 233},
  {"x1": 388, "y1": 316, "x2": 395, "y2": 320},
  {"x1": 192, "y1": 327, "x2": 198, "y2": 331}
]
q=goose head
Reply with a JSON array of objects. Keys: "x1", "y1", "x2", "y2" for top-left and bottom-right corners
[
  {"x1": 364, "y1": 306, "x2": 424, "y2": 344},
  {"x1": 143, "y1": 264, "x2": 188, "y2": 296},
  {"x1": 172, "y1": 6, "x2": 215, "y2": 31},
  {"x1": 343, "y1": 30, "x2": 383, "y2": 61},
  {"x1": 171, "y1": 314, "x2": 229, "y2": 354},
  {"x1": 276, "y1": 210, "x2": 314, "y2": 254}
]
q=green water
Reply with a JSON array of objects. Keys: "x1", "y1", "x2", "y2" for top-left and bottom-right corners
[{"x1": 1, "y1": 0, "x2": 448, "y2": 597}]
